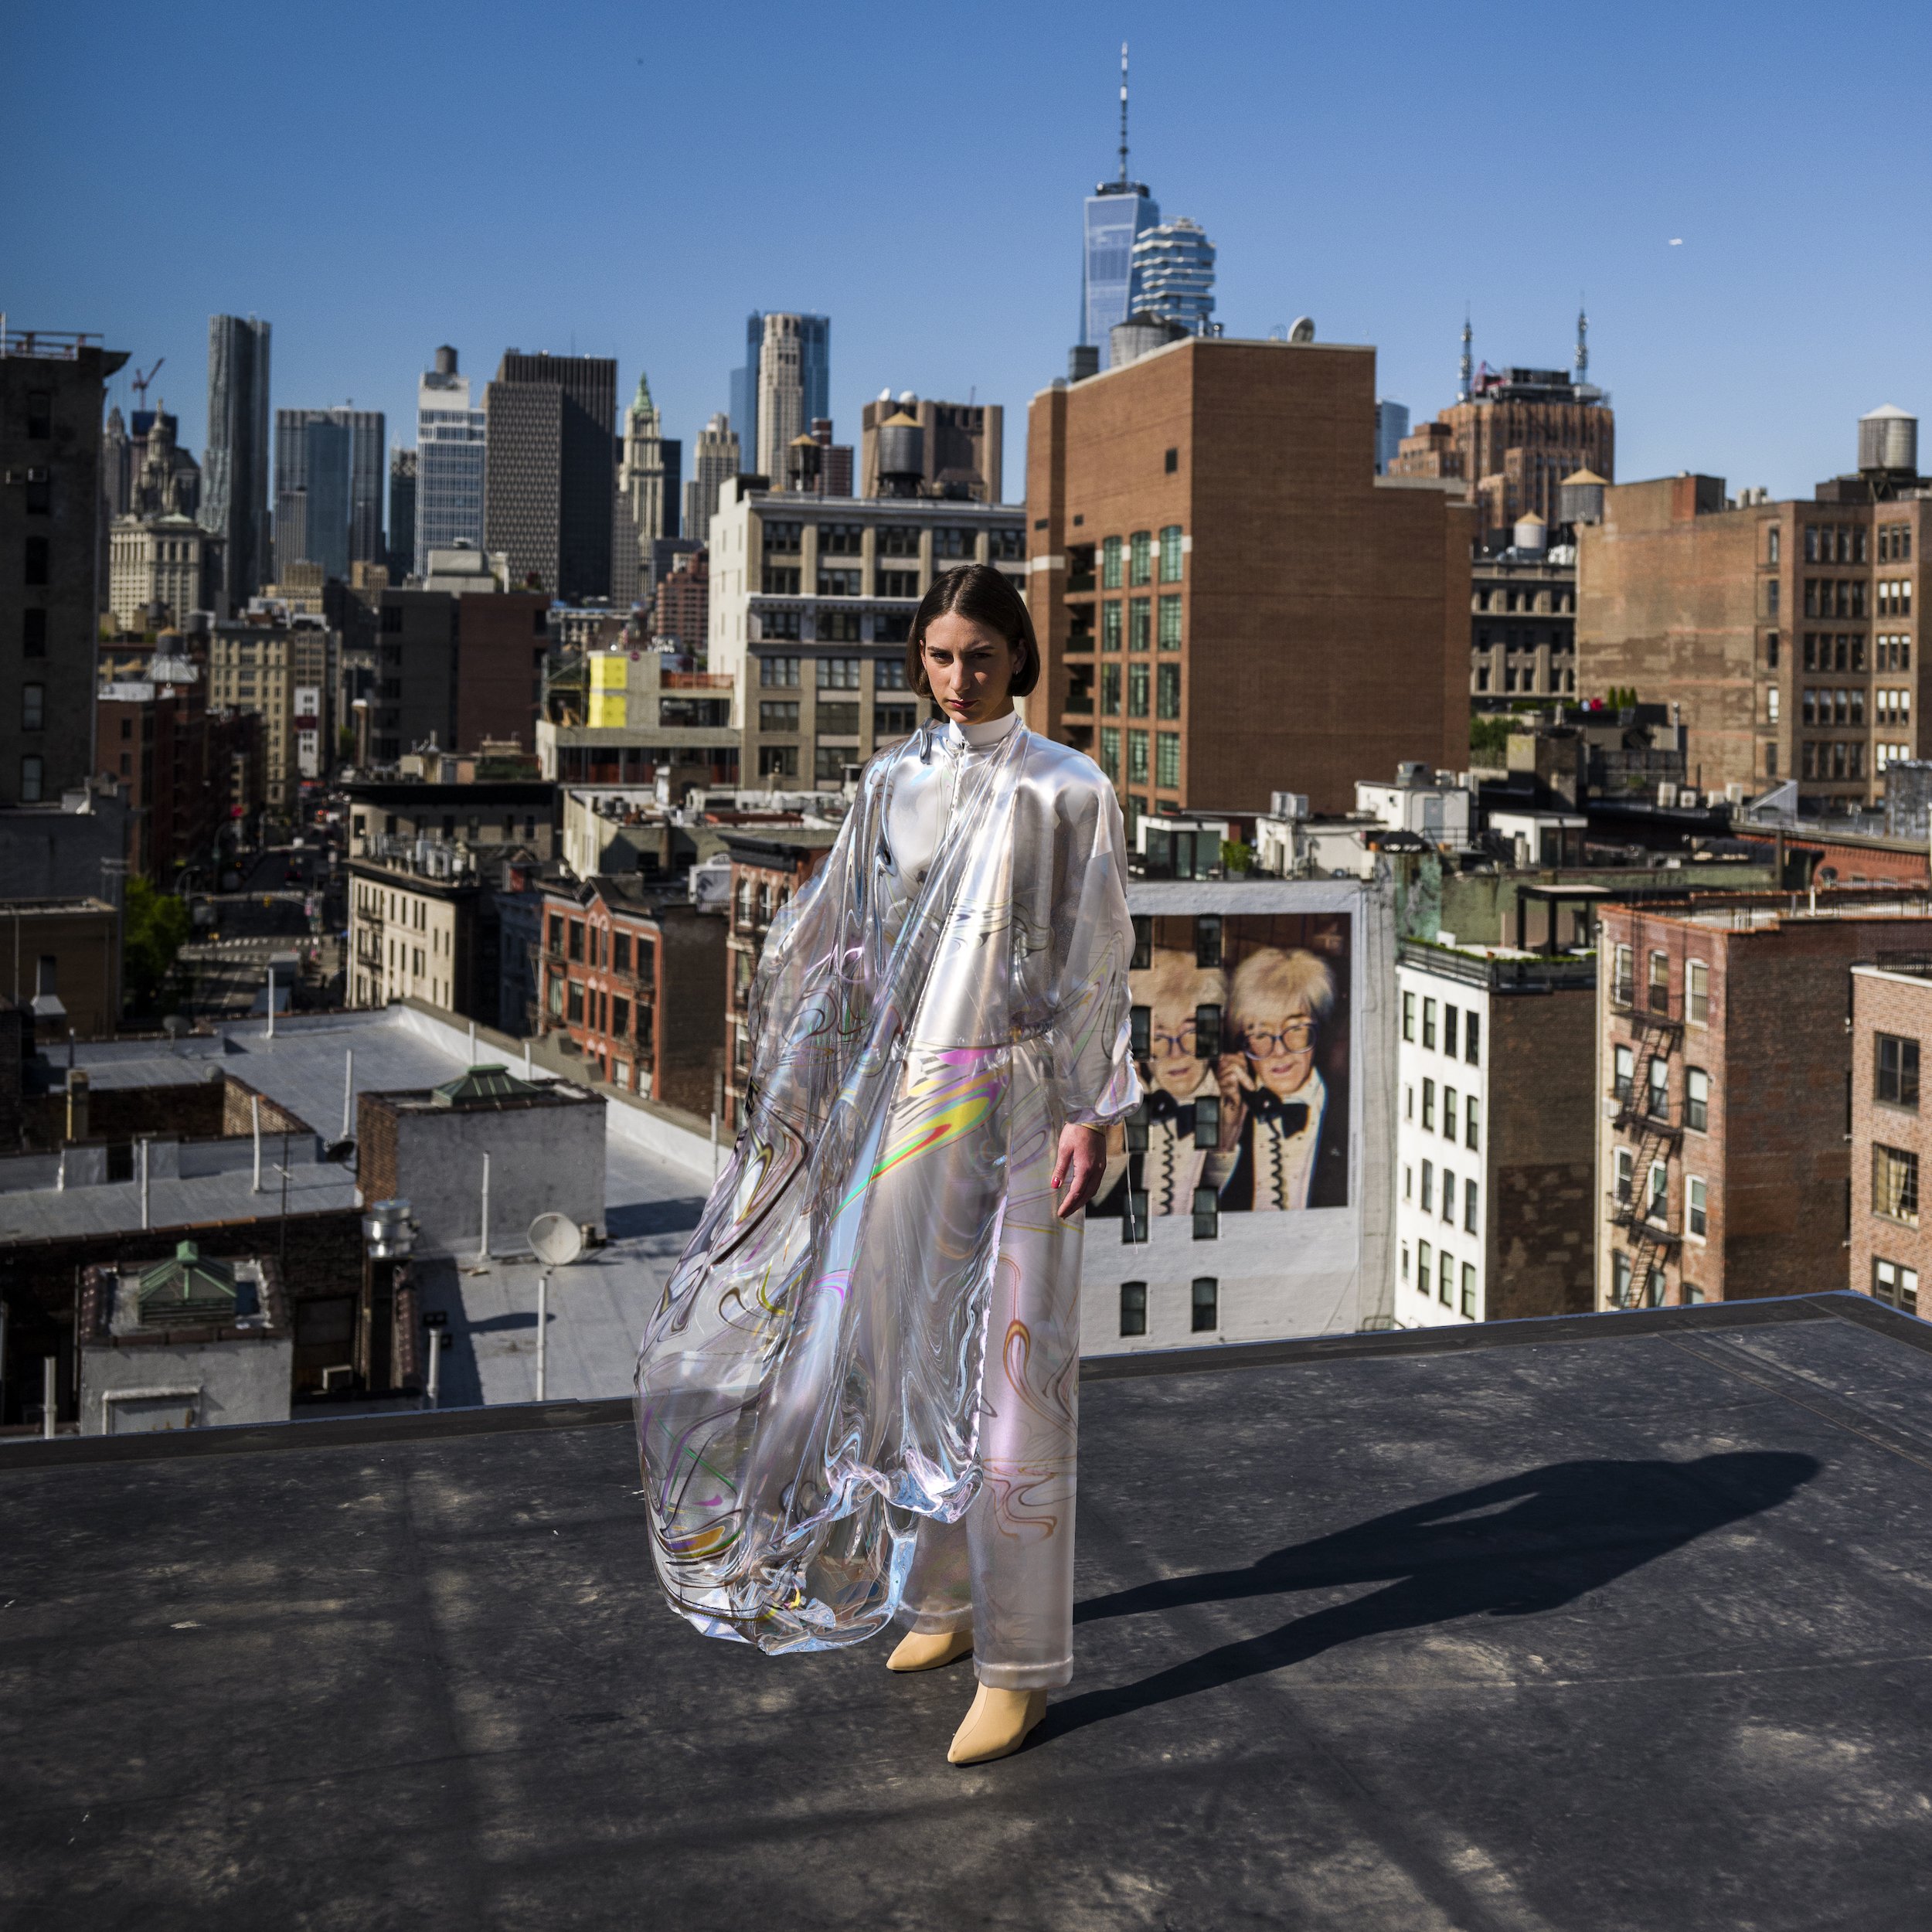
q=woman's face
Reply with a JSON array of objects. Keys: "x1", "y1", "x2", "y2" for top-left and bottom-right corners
[
  {"x1": 921, "y1": 613, "x2": 1017, "y2": 724},
  {"x1": 1240, "y1": 1001, "x2": 1318, "y2": 1099}
]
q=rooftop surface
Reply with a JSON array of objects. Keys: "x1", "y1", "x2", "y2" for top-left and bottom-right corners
[
  {"x1": 7, "y1": 1293, "x2": 1932, "y2": 1930},
  {"x1": 28, "y1": 1012, "x2": 710, "y2": 1402}
]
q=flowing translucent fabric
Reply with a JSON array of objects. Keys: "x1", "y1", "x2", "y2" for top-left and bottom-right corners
[{"x1": 634, "y1": 720, "x2": 1138, "y2": 1653}]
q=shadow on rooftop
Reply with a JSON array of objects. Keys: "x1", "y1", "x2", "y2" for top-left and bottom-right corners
[
  {"x1": 604, "y1": 1196, "x2": 706, "y2": 1242},
  {"x1": 1046, "y1": 1451, "x2": 1818, "y2": 1743}
]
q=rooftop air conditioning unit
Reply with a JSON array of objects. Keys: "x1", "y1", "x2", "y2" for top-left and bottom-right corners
[{"x1": 1270, "y1": 791, "x2": 1309, "y2": 821}]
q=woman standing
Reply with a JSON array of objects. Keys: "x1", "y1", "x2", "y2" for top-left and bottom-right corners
[{"x1": 636, "y1": 563, "x2": 1138, "y2": 1765}]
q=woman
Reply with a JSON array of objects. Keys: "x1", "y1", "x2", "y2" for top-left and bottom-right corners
[{"x1": 635, "y1": 563, "x2": 1138, "y2": 1766}]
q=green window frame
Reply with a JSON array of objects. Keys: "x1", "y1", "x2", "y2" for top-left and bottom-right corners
[
  {"x1": 1128, "y1": 530, "x2": 1151, "y2": 586},
  {"x1": 1158, "y1": 526, "x2": 1183, "y2": 582},
  {"x1": 1155, "y1": 730, "x2": 1180, "y2": 789},
  {"x1": 1157, "y1": 594, "x2": 1182, "y2": 649},
  {"x1": 1128, "y1": 728, "x2": 1149, "y2": 784},
  {"x1": 1129, "y1": 598, "x2": 1151, "y2": 651},
  {"x1": 1100, "y1": 662, "x2": 1121, "y2": 713},
  {"x1": 1127, "y1": 662, "x2": 1149, "y2": 717},
  {"x1": 1101, "y1": 536, "x2": 1122, "y2": 590},
  {"x1": 1099, "y1": 725, "x2": 1121, "y2": 780},
  {"x1": 1101, "y1": 601, "x2": 1121, "y2": 651},
  {"x1": 1156, "y1": 662, "x2": 1181, "y2": 719}
]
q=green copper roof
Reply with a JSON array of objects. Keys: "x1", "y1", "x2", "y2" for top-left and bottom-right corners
[
  {"x1": 136, "y1": 1241, "x2": 240, "y2": 1325},
  {"x1": 431, "y1": 1064, "x2": 543, "y2": 1108},
  {"x1": 633, "y1": 371, "x2": 653, "y2": 413}
]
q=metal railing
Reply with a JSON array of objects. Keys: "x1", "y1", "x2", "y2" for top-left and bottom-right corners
[{"x1": 1, "y1": 329, "x2": 104, "y2": 359}]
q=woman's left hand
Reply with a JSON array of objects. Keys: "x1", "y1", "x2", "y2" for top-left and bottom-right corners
[{"x1": 1051, "y1": 1123, "x2": 1109, "y2": 1220}]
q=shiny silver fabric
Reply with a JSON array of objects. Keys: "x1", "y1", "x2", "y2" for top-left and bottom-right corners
[{"x1": 634, "y1": 719, "x2": 1138, "y2": 1662}]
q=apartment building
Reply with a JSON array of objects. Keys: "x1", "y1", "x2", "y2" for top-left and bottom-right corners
[
  {"x1": 720, "y1": 830, "x2": 840, "y2": 1131},
  {"x1": 536, "y1": 876, "x2": 725, "y2": 1114},
  {"x1": 538, "y1": 647, "x2": 739, "y2": 793},
  {"x1": 1029, "y1": 335, "x2": 1475, "y2": 826},
  {"x1": 208, "y1": 614, "x2": 332, "y2": 810},
  {"x1": 1849, "y1": 960, "x2": 1932, "y2": 1318},
  {"x1": 347, "y1": 854, "x2": 489, "y2": 1018},
  {"x1": 1595, "y1": 894, "x2": 1932, "y2": 1311},
  {"x1": 707, "y1": 483, "x2": 1024, "y2": 787},
  {"x1": 1471, "y1": 543, "x2": 1577, "y2": 702},
  {"x1": 1578, "y1": 417, "x2": 1930, "y2": 804}
]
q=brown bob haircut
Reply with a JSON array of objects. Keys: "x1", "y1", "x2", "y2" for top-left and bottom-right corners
[{"x1": 905, "y1": 562, "x2": 1040, "y2": 699}]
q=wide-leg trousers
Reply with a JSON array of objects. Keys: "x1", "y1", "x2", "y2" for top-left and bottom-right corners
[{"x1": 897, "y1": 1055, "x2": 1083, "y2": 1689}]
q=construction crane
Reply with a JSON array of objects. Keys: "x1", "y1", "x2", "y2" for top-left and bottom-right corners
[{"x1": 130, "y1": 358, "x2": 165, "y2": 407}]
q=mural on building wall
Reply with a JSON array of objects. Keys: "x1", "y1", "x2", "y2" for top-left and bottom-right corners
[{"x1": 1096, "y1": 912, "x2": 1352, "y2": 1216}]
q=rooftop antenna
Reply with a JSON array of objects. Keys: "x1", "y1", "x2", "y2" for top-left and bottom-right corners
[
  {"x1": 1575, "y1": 296, "x2": 1589, "y2": 380},
  {"x1": 1117, "y1": 42, "x2": 1130, "y2": 186},
  {"x1": 1458, "y1": 311, "x2": 1472, "y2": 403}
]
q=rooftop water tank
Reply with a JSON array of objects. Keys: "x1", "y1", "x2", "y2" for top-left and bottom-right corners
[
  {"x1": 1514, "y1": 512, "x2": 1548, "y2": 554},
  {"x1": 1859, "y1": 405, "x2": 1918, "y2": 474}
]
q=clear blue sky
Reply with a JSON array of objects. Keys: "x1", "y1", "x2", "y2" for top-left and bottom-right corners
[{"x1": 7, "y1": 0, "x2": 1926, "y2": 508}]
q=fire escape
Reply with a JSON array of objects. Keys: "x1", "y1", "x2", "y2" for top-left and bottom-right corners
[{"x1": 1608, "y1": 931, "x2": 1685, "y2": 1305}]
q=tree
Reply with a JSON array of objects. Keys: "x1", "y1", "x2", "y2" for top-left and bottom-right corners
[{"x1": 123, "y1": 876, "x2": 190, "y2": 1014}]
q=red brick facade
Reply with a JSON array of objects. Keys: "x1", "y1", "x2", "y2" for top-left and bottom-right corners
[{"x1": 1849, "y1": 965, "x2": 1932, "y2": 1318}]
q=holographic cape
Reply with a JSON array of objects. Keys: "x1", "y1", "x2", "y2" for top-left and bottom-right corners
[{"x1": 634, "y1": 719, "x2": 1138, "y2": 1653}]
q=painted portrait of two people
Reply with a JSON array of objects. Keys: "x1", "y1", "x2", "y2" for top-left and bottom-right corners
[{"x1": 1095, "y1": 912, "x2": 1351, "y2": 1220}]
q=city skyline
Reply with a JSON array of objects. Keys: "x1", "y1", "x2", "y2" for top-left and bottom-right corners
[{"x1": 7, "y1": 0, "x2": 1931, "y2": 512}]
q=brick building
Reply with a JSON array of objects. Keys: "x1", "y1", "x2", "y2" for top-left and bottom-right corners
[
  {"x1": 372, "y1": 587, "x2": 550, "y2": 765},
  {"x1": 651, "y1": 546, "x2": 709, "y2": 653},
  {"x1": 1849, "y1": 960, "x2": 1932, "y2": 1319},
  {"x1": 539, "y1": 647, "x2": 740, "y2": 794},
  {"x1": 0, "y1": 897, "x2": 120, "y2": 1037},
  {"x1": 1395, "y1": 942, "x2": 1597, "y2": 1328},
  {"x1": 1595, "y1": 895, "x2": 1932, "y2": 1312},
  {"x1": 720, "y1": 830, "x2": 839, "y2": 1131},
  {"x1": 1389, "y1": 362, "x2": 1614, "y2": 543},
  {"x1": 1471, "y1": 545, "x2": 1577, "y2": 703},
  {"x1": 1578, "y1": 454, "x2": 1929, "y2": 805},
  {"x1": 537, "y1": 876, "x2": 726, "y2": 1114},
  {"x1": 1028, "y1": 335, "x2": 1475, "y2": 825}
]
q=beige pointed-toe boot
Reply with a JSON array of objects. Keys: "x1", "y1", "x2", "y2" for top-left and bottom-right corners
[
  {"x1": 947, "y1": 1685, "x2": 1048, "y2": 1765},
  {"x1": 886, "y1": 1628, "x2": 975, "y2": 1672}
]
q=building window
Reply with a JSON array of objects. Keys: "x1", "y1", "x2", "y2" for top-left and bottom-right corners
[
  {"x1": 1129, "y1": 531, "x2": 1152, "y2": 587},
  {"x1": 1420, "y1": 1159, "x2": 1434, "y2": 1213},
  {"x1": 1647, "y1": 950, "x2": 1670, "y2": 1013},
  {"x1": 1648, "y1": 1160, "x2": 1668, "y2": 1223},
  {"x1": 23, "y1": 536, "x2": 49, "y2": 586},
  {"x1": 1421, "y1": 1079, "x2": 1435, "y2": 1131},
  {"x1": 1156, "y1": 662, "x2": 1180, "y2": 719},
  {"x1": 1129, "y1": 598, "x2": 1151, "y2": 651},
  {"x1": 1158, "y1": 526, "x2": 1183, "y2": 582},
  {"x1": 22, "y1": 609, "x2": 46, "y2": 658},
  {"x1": 1647, "y1": 1056, "x2": 1669, "y2": 1120},
  {"x1": 1439, "y1": 1249, "x2": 1454, "y2": 1305},
  {"x1": 815, "y1": 746, "x2": 849, "y2": 783},
  {"x1": 1687, "y1": 960, "x2": 1709, "y2": 1025},
  {"x1": 614, "y1": 933, "x2": 631, "y2": 974},
  {"x1": 1194, "y1": 914, "x2": 1221, "y2": 970},
  {"x1": 1119, "y1": 1281, "x2": 1148, "y2": 1336},
  {"x1": 1645, "y1": 1267, "x2": 1666, "y2": 1309},
  {"x1": 1157, "y1": 594, "x2": 1182, "y2": 650},
  {"x1": 566, "y1": 981, "x2": 584, "y2": 1024},
  {"x1": 1403, "y1": 991, "x2": 1415, "y2": 1042},
  {"x1": 1418, "y1": 1239, "x2": 1431, "y2": 1294},
  {"x1": 611, "y1": 996, "x2": 631, "y2": 1039},
  {"x1": 21, "y1": 684, "x2": 43, "y2": 731},
  {"x1": 758, "y1": 744, "x2": 798, "y2": 778},
  {"x1": 1685, "y1": 1066, "x2": 1710, "y2": 1132},
  {"x1": 1099, "y1": 726, "x2": 1121, "y2": 781},
  {"x1": 1464, "y1": 1179, "x2": 1478, "y2": 1235},
  {"x1": 760, "y1": 700, "x2": 800, "y2": 731},
  {"x1": 1873, "y1": 1257, "x2": 1920, "y2": 1316},
  {"x1": 1127, "y1": 730, "x2": 1148, "y2": 785},
  {"x1": 1127, "y1": 662, "x2": 1149, "y2": 717},
  {"x1": 1443, "y1": 1087, "x2": 1459, "y2": 1141},
  {"x1": 1461, "y1": 1264, "x2": 1476, "y2": 1319},
  {"x1": 19, "y1": 756, "x2": 43, "y2": 803},
  {"x1": 1154, "y1": 731, "x2": 1179, "y2": 790},
  {"x1": 1873, "y1": 1143, "x2": 1920, "y2": 1225},
  {"x1": 1614, "y1": 944, "x2": 1634, "y2": 1005},
  {"x1": 1766, "y1": 687, "x2": 1780, "y2": 724},
  {"x1": 1101, "y1": 602, "x2": 1121, "y2": 651},
  {"x1": 760, "y1": 655, "x2": 801, "y2": 686},
  {"x1": 1465, "y1": 1097, "x2": 1480, "y2": 1151},
  {"x1": 1101, "y1": 536, "x2": 1122, "y2": 590},
  {"x1": 1100, "y1": 662, "x2": 1121, "y2": 713},
  {"x1": 1443, "y1": 1005, "x2": 1459, "y2": 1059},
  {"x1": 1441, "y1": 1170, "x2": 1456, "y2": 1224},
  {"x1": 1192, "y1": 1187, "x2": 1219, "y2": 1240},
  {"x1": 1465, "y1": 1010, "x2": 1480, "y2": 1064},
  {"x1": 1613, "y1": 1251, "x2": 1633, "y2": 1308},
  {"x1": 1767, "y1": 526, "x2": 1781, "y2": 565},
  {"x1": 1615, "y1": 1147, "x2": 1634, "y2": 1206},
  {"x1": 1122, "y1": 1189, "x2": 1148, "y2": 1243},
  {"x1": 816, "y1": 656, "x2": 861, "y2": 689},
  {"x1": 1688, "y1": 1175, "x2": 1707, "y2": 1238},
  {"x1": 1877, "y1": 1033, "x2": 1921, "y2": 1110},
  {"x1": 1613, "y1": 1043, "x2": 1634, "y2": 1104},
  {"x1": 1190, "y1": 1275, "x2": 1218, "y2": 1330}
]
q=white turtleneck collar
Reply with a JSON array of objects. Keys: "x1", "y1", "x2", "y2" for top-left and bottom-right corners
[{"x1": 944, "y1": 708, "x2": 1023, "y2": 753}]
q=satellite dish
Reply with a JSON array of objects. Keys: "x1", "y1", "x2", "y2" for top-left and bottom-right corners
[
  {"x1": 529, "y1": 1213, "x2": 584, "y2": 1267},
  {"x1": 1288, "y1": 317, "x2": 1316, "y2": 345}
]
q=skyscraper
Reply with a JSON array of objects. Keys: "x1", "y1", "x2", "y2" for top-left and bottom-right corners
[
  {"x1": 614, "y1": 370, "x2": 677, "y2": 609},
  {"x1": 733, "y1": 312, "x2": 829, "y2": 478},
  {"x1": 756, "y1": 315, "x2": 806, "y2": 481},
  {"x1": 414, "y1": 345, "x2": 486, "y2": 574},
  {"x1": 1374, "y1": 400, "x2": 1410, "y2": 476},
  {"x1": 388, "y1": 447, "x2": 417, "y2": 580},
  {"x1": 203, "y1": 314, "x2": 272, "y2": 607},
  {"x1": 273, "y1": 406, "x2": 385, "y2": 583},
  {"x1": 1080, "y1": 46, "x2": 1160, "y2": 371},
  {"x1": 1130, "y1": 218, "x2": 1215, "y2": 335},
  {"x1": 684, "y1": 413, "x2": 740, "y2": 547},
  {"x1": 482, "y1": 349, "x2": 617, "y2": 601}
]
